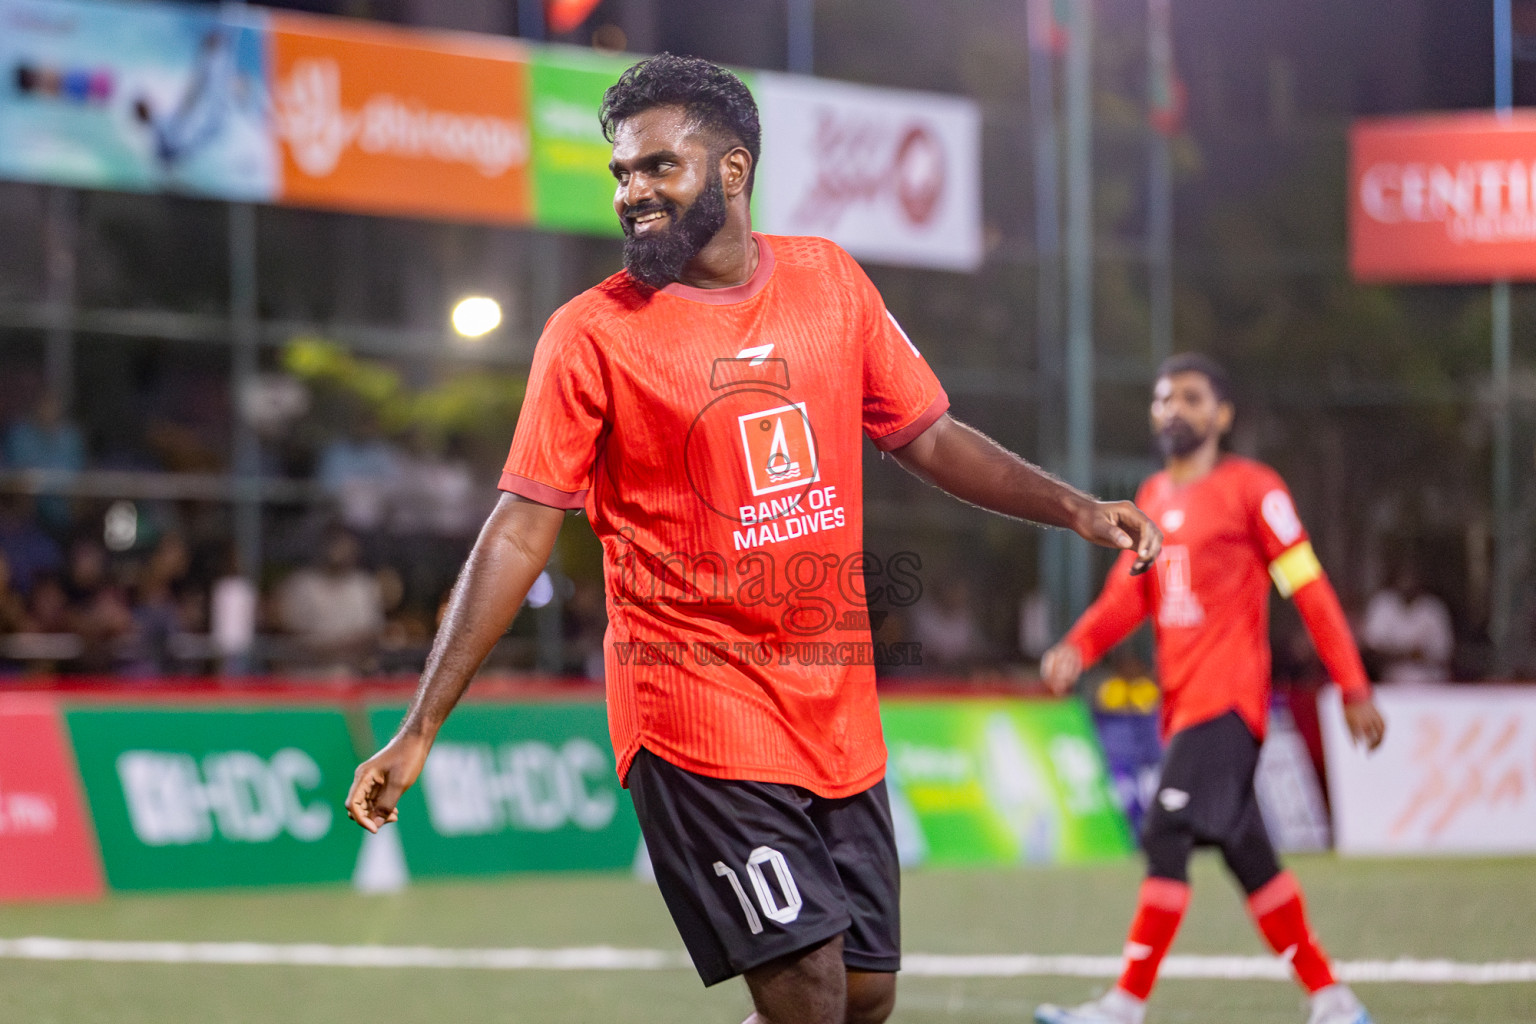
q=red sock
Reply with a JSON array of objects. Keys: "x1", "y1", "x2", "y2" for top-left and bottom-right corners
[
  {"x1": 1247, "y1": 871, "x2": 1336, "y2": 994},
  {"x1": 1115, "y1": 877, "x2": 1190, "y2": 1000}
]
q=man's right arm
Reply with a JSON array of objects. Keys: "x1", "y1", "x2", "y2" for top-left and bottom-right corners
[{"x1": 345, "y1": 493, "x2": 566, "y2": 832}]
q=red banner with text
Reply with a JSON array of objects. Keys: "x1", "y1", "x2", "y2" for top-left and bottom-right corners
[
  {"x1": 1351, "y1": 112, "x2": 1536, "y2": 283},
  {"x1": 0, "y1": 694, "x2": 105, "y2": 902}
]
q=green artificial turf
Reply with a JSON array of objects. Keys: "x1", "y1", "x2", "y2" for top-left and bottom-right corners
[{"x1": 0, "y1": 853, "x2": 1531, "y2": 1023}]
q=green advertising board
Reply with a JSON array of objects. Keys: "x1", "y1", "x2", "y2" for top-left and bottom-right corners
[
  {"x1": 368, "y1": 702, "x2": 640, "y2": 877},
  {"x1": 528, "y1": 49, "x2": 634, "y2": 236},
  {"x1": 880, "y1": 699, "x2": 1134, "y2": 866},
  {"x1": 65, "y1": 706, "x2": 364, "y2": 890}
]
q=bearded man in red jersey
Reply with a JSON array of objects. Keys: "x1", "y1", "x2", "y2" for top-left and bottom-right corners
[
  {"x1": 346, "y1": 54, "x2": 1161, "y2": 1024},
  {"x1": 1034, "y1": 353, "x2": 1386, "y2": 1024}
]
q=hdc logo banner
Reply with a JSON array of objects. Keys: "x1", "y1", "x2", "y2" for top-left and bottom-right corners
[
  {"x1": 367, "y1": 702, "x2": 640, "y2": 877},
  {"x1": 65, "y1": 706, "x2": 363, "y2": 890},
  {"x1": 0, "y1": 695, "x2": 105, "y2": 902},
  {"x1": 1350, "y1": 112, "x2": 1536, "y2": 282}
]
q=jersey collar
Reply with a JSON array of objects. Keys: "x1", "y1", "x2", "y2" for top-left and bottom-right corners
[{"x1": 658, "y1": 234, "x2": 774, "y2": 305}]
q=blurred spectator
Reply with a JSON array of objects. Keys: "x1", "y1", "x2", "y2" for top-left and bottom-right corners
[
  {"x1": 563, "y1": 578, "x2": 608, "y2": 680},
  {"x1": 27, "y1": 573, "x2": 71, "y2": 634},
  {"x1": 1361, "y1": 561, "x2": 1454, "y2": 683},
  {"x1": 390, "y1": 432, "x2": 482, "y2": 538},
  {"x1": 0, "y1": 495, "x2": 62, "y2": 595},
  {"x1": 123, "y1": 533, "x2": 190, "y2": 676},
  {"x1": 4, "y1": 393, "x2": 86, "y2": 532},
  {"x1": 316, "y1": 418, "x2": 400, "y2": 532},
  {"x1": 376, "y1": 565, "x2": 434, "y2": 671},
  {"x1": 1017, "y1": 588, "x2": 1053, "y2": 661},
  {"x1": 910, "y1": 577, "x2": 985, "y2": 676},
  {"x1": 9, "y1": 572, "x2": 72, "y2": 674},
  {"x1": 276, "y1": 528, "x2": 384, "y2": 676},
  {"x1": 64, "y1": 538, "x2": 134, "y2": 673},
  {"x1": 0, "y1": 551, "x2": 33, "y2": 635},
  {"x1": 210, "y1": 545, "x2": 258, "y2": 674}
]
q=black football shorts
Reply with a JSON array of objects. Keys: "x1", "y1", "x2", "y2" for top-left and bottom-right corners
[
  {"x1": 626, "y1": 747, "x2": 901, "y2": 986},
  {"x1": 1144, "y1": 709, "x2": 1266, "y2": 846}
]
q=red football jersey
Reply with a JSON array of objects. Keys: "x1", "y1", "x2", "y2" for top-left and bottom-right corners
[
  {"x1": 1064, "y1": 456, "x2": 1370, "y2": 740},
  {"x1": 501, "y1": 234, "x2": 947, "y2": 797}
]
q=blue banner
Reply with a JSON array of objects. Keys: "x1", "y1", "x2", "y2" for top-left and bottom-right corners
[{"x1": 0, "y1": 0, "x2": 275, "y2": 199}]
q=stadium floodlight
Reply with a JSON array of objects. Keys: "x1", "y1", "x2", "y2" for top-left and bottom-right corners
[{"x1": 451, "y1": 296, "x2": 502, "y2": 338}]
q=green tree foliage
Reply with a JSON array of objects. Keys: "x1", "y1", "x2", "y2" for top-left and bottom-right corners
[{"x1": 281, "y1": 337, "x2": 527, "y2": 449}]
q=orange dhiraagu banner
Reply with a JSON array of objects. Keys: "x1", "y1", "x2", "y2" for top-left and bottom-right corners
[
  {"x1": 1351, "y1": 111, "x2": 1536, "y2": 283},
  {"x1": 268, "y1": 13, "x2": 533, "y2": 224}
]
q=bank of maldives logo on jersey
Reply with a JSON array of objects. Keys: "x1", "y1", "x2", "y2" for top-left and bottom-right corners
[{"x1": 739, "y1": 403, "x2": 820, "y2": 496}]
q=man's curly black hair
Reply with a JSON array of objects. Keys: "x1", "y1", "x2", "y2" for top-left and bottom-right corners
[
  {"x1": 1157, "y1": 352, "x2": 1233, "y2": 404},
  {"x1": 599, "y1": 53, "x2": 761, "y2": 193}
]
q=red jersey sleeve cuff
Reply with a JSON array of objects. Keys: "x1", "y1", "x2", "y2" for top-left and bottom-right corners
[
  {"x1": 871, "y1": 392, "x2": 950, "y2": 452},
  {"x1": 1063, "y1": 633, "x2": 1098, "y2": 667},
  {"x1": 1340, "y1": 680, "x2": 1374, "y2": 703},
  {"x1": 498, "y1": 471, "x2": 588, "y2": 510}
]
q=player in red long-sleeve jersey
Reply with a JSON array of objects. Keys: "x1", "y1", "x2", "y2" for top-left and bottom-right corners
[{"x1": 1034, "y1": 354, "x2": 1386, "y2": 1024}]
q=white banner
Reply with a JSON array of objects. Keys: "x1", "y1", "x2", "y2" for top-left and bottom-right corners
[
  {"x1": 1320, "y1": 685, "x2": 1536, "y2": 855},
  {"x1": 754, "y1": 72, "x2": 982, "y2": 271},
  {"x1": 1255, "y1": 708, "x2": 1332, "y2": 852}
]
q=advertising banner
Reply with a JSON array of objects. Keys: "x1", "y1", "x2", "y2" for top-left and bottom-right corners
[
  {"x1": 65, "y1": 706, "x2": 364, "y2": 890},
  {"x1": 1087, "y1": 672, "x2": 1163, "y2": 834},
  {"x1": 1320, "y1": 685, "x2": 1536, "y2": 855},
  {"x1": 0, "y1": 0, "x2": 275, "y2": 199},
  {"x1": 268, "y1": 12, "x2": 533, "y2": 224},
  {"x1": 754, "y1": 72, "x2": 983, "y2": 271},
  {"x1": 1253, "y1": 708, "x2": 1331, "y2": 852},
  {"x1": 0, "y1": 2, "x2": 985, "y2": 271},
  {"x1": 0, "y1": 695, "x2": 105, "y2": 902},
  {"x1": 1350, "y1": 112, "x2": 1536, "y2": 282},
  {"x1": 880, "y1": 699, "x2": 1134, "y2": 867},
  {"x1": 528, "y1": 48, "x2": 632, "y2": 236},
  {"x1": 367, "y1": 702, "x2": 640, "y2": 877}
]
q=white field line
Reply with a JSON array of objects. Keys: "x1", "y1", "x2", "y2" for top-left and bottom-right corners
[{"x1": 1, "y1": 938, "x2": 1533, "y2": 984}]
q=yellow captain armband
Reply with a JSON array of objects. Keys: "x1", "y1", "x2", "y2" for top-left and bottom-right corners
[{"x1": 1269, "y1": 541, "x2": 1323, "y2": 598}]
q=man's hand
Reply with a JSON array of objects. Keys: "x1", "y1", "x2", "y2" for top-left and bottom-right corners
[
  {"x1": 346, "y1": 731, "x2": 433, "y2": 833},
  {"x1": 341, "y1": 494, "x2": 566, "y2": 834},
  {"x1": 1343, "y1": 698, "x2": 1386, "y2": 751},
  {"x1": 1040, "y1": 642, "x2": 1084, "y2": 696},
  {"x1": 1073, "y1": 499, "x2": 1162, "y2": 575}
]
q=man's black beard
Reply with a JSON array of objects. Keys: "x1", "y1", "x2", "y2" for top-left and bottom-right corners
[
  {"x1": 621, "y1": 170, "x2": 729, "y2": 290},
  {"x1": 1156, "y1": 419, "x2": 1206, "y2": 459}
]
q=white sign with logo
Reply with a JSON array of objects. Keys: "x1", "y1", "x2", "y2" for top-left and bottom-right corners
[
  {"x1": 273, "y1": 58, "x2": 530, "y2": 180},
  {"x1": 1254, "y1": 708, "x2": 1331, "y2": 852},
  {"x1": 754, "y1": 72, "x2": 981, "y2": 271},
  {"x1": 1320, "y1": 685, "x2": 1536, "y2": 855},
  {"x1": 116, "y1": 748, "x2": 333, "y2": 846},
  {"x1": 419, "y1": 738, "x2": 616, "y2": 837}
]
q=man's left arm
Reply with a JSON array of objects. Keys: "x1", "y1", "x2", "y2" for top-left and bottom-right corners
[
  {"x1": 845, "y1": 249, "x2": 1155, "y2": 565},
  {"x1": 890, "y1": 413, "x2": 1161, "y2": 571},
  {"x1": 1258, "y1": 482, "x2": 1385, "y2": 750}
]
